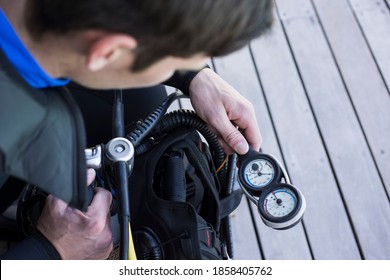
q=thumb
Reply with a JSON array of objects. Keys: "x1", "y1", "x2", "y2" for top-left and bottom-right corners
[
  {"x1": 222, "y1": 125, "x2": 249, "y2": 155},
  {"x1": 86, "y1": 168, "x2": 96, "y2": 186}
]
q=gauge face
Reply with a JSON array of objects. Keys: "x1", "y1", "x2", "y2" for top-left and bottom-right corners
[
  {"x1": 243, "y1": 158, "x2": 275, "y2": 189},
  {"x1": 262, "y1": 187, "x2": 297, "y2": 218}
]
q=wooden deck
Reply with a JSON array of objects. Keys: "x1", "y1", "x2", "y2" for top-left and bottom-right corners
[
  {"x1": 1, "y1": 0, "x2": 389, "y2": 261},
  {"x1": 174, "y1": 0, "x2": 390, "y2": 260}
]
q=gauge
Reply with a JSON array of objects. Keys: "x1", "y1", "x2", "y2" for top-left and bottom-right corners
[
  {"x1": 238, "y1": 148, "x2": 281, "y2": 196},
  {"x1": 258, "y1": 183, "x2": 306, "y2": 230},
  {"x1": 238, "y1": 148, "x2": 306, "y2": 230},
  {"x1": 243, "y1": 158, "x2": 275, "y2": 188},
  {"x1": 263, "y1": 187, "x2": 296, "y2": 217}
]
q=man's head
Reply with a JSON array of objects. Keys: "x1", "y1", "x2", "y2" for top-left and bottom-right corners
[{"x1": 25, "y1": 0, "x2": 274, "y2": 88}]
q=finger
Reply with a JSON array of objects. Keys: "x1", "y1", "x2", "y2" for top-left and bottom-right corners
[
  {"x1": 212, "y1": 113, "x2": 249, "y2": 155},
  {"x1": 45, "y1": 194, "x2": 69, "y2": 214},
  {"x1": 217, "y1": 137, "x2": 235, "y2": 155},
  {"x1": 229, "y1": 106, "x2": 262, "y2": 152},
  {"x1": 240, "y1": 124, "x2": 262, "y2": 152},
  {"x1": 208, "y1": 116, "x2": 259, "y2": 155},
  {"x1": 87, "y1": 187, "x2": 112, "y2": 219},
  {"x1": 86, "y1": 168, "x2": 96, "y2": 186}
]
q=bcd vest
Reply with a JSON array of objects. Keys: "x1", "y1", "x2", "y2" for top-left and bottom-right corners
[{"x1": 0, "y1": 49, "x2": 88, "y2": 210}]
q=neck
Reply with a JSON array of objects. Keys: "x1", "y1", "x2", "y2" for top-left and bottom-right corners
[{"x1": 0, "y1": 0, "x2": 84, "y2": 79}]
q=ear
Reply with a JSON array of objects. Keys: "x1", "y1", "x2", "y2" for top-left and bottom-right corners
[{"x1": 86, "y1": 34, "x2": 137, "y2": 72}]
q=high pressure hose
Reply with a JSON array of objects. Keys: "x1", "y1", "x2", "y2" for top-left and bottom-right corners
[{"x1": 126, "y1": 91, "x2": 185, "y2": 147}]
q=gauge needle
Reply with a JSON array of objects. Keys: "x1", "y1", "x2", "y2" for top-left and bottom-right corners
[
  {"x1": 272, "y1": 192, "x2": 283, "y2": 205},
  {"x1": 258, "y1": 172, "x2": 273, "y2": 176}
]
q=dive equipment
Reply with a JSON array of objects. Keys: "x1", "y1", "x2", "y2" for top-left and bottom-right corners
[{"x1": 238, "y1": 148, "x2": 306, "y2": 230}]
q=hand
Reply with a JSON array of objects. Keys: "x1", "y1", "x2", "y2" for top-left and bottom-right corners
[
  {"x1": 189, "y1": 68, "x2": 262, "y2": 155},
  {"x1": 36, "y1": 169, "x2": 113, "y2": 259}
]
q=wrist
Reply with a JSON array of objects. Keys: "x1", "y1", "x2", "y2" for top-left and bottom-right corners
[
  {"x1": 188, "y1": 67, "x2": 218, "y2": 99},
  {"x1": 34, "y1": 231, "x2": 62, "y2": 259}
]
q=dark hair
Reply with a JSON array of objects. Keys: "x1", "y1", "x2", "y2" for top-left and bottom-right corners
[{"x1": 26, "y1": 0, "x2": 273, "y2": 71}]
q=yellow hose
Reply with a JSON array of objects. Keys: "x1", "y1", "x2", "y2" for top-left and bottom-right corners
[{"x1": 128, "y1": 222, "x2": 137, "y2": 260}]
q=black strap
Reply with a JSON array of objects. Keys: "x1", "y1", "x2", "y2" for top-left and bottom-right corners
[
  {"x1": 0, "y1": 176, "x2": 25, "y2": 214},
  {"x1": 219, "y1": 189, "x2": 243, "y2": 219}
]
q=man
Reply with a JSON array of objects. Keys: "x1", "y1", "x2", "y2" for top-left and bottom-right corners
[{"x1": 0, "y1": 0, "x2": 273, "y2": 259}]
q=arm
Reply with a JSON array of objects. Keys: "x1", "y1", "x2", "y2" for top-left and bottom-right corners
[
  {"x1": 0, "y1": 232, "x2": 61, "y2": 260},
  {"x1": 164, "y1": 67, "x2": 261, "y2": 155},
  {"x1": 163, "y1": 67, "x2": 209, "y2": 96},
  {"x1": 36, "y1": 169, "x2": 113, "y2": 260},
  {"x1": 1, "y1": 169, "x2": 113, "y2": 260}
]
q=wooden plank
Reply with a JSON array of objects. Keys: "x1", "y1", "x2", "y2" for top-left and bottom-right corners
[
  {"x1": 248, "y1": 203, "x2": 310, "y2": 260},
  {"x1": 313, "y1": 0, "x2": 390, "y2": 199},
  {"x1": 230, "y1": 194, "x2": 262, "y2": 260},
  {"x1": 213, "y1": 47, "x2": 312, "y2": 259},
  {"x1": 349, "y1": 0, "x2": 390, "y2": 89},
  {"x1": 276, "y1": 0, "x2": 390, "y2": 259},
  {"x1": 250, "y1": 8, "x2": 360, "y2": 259}
]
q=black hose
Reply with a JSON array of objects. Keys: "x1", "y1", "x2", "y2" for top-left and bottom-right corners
[
  {"x1": 126, "y1": 92, "x2": 228, "y2": 189},
  {"x1": 115, "y1": 161, "x2": 130, "y2": 260},
  {"x1": 113, "y1": 90, "x2": 125, "y2": 137}
]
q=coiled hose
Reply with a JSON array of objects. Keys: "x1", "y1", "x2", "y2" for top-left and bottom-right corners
[
  {"x1": 151, "y1": 110, "x2": 227, "y2": 188},
  {"x1": 125, "y1": 92, "x2": 228, "y2": 195}
]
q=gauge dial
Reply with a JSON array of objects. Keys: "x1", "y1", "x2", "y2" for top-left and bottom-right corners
[
  {"x1": 262, "y1": 187, "x2": 297, "y2": 218},
  {"x1": 258, "y1": 183, "x2": 306, "y2": 230},
  {"x1": 243, "y1": 158, "x2": 275, "y2": 189}
]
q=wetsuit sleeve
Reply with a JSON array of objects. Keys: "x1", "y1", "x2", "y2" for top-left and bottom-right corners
[
  {"x1": 0, "y1": 232, "x2": 61, "y2": 260},
  {"x1": 163, "y1": 65, "x2": 210, "y2": 96}
]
